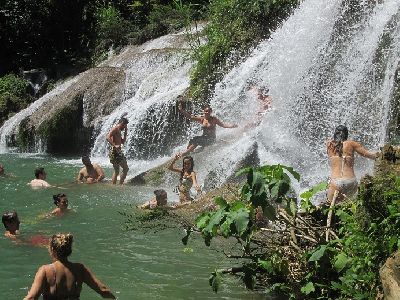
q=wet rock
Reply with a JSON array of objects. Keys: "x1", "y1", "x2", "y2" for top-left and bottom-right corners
[{"x1": 380, "y1": 251, "x2": 400, "y2": 300}]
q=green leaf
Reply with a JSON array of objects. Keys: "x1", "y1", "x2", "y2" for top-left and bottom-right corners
[
  {"x1": 261, "y1": 202, "x2": 277, "y2": 221},
  {"x1": 195, "y1": 212, "x2": 211, "y2": 229},
  {"x1": 209, "y1": 271, "x2": 222, "y2": 293},
  {"x1": 204, "y1": 209, "x2": 225, "y2": 235},
  {"x1": 214, "y1": 196, "x2": 228, "y2": 209},
  {"x1": 232, "y1": 208, "x2": 250, "y2": 236},
  {"x1": 301, "y1": 282, "x2": 315, "y2": 295},
  {"x1": 309, "y1": 245, "x2": 327, "y2": 262},
  {"x1": 258, "y1": 259, "x2": 274, "y2": 274},
  {"x1": 334, "y1": 252, "x2": 349, "y2": 272},
  {"x1": 220, "y1": 216, "x2": 234, "y2": 237},
  {"x1": 236, "y1": 167, "x2": 252, "y2": 177},
  {"x1": 282, "y1": 165, "x2": 301, "y2": 181}
]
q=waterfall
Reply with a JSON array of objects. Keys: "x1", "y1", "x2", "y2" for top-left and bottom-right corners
[{"x1": 207, "y1": 0, "x2": 400, "y2": 192}]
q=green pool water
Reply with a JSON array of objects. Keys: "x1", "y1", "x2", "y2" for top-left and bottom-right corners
[{"x1": 0, "y1": 154, "x2": 265, "y2": 300}]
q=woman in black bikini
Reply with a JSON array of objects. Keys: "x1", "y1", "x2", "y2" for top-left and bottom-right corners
[{"x1": 24, "y1": 233, "x2": 115, "y2": 300}]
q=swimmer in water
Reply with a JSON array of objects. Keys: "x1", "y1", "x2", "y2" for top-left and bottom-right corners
[
  {"x1": 77, "y1": 156, "x2": 105, "y2": 184},
  {"x1": 29, "y1": 167, "x2": 51, "y2": 188},
  {"x1": 138, "y1": 189, "x2": 168, "y2": 209},
  {"x1": 49, "y1": 194, "x2": 70, "y2": 217},
  {"x1": 2, "y1": 211, "x2": 20, "y2": 238},
  {"x1": 24, "y1": 233, "x2": 116, "y2": 300}
]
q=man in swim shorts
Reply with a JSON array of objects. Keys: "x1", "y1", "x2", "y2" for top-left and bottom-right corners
[
  {"x1": 177, "y1": 100, "x2": 238, "y2": 156},
  {"x1": 77, "y1": 156, "x2": 105, "y2": 183},
  {"x1": 106, "y1": 117, "x2": 129, "y2": 184},
  {"x1": 2, "y1": 211, "x2": 20, "y2": 238}
]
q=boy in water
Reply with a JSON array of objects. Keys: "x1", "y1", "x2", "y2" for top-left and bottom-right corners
[
  {"x1": 106, "y1": 117, "x2": 129, "y2": 184},
  {"x1": 29, "y1": 167, "x2": 51, "y2": 188}
]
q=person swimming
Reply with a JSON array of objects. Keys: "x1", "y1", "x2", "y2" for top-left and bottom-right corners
[
  {"x1": 29, "y1": 167, "x2": 51, "y2": 188},
  {"x1": 77, "y1": 156, "x2": 105, "y2": 183},
  {"x1": 177, "y1": 99, "x2": 238, "y2": 156},
  {"x1": 168, "y1": 155, "x2": 201, "y2": 204},
  {"x1": 2, "y1": 211, "x2": 20, "y2": 238},
  {"x1": 49, "y1": 194, "x2": 70, "y2": 217},
  {"x1": 326, "y1": 125, "x2": 378, "y2": 203},
  {"x1": 24, "y1": 233, "x2": 116, "y2": 300},
  {"x1": 138, "y1": 189, "x2": 168, "y2": 209}
]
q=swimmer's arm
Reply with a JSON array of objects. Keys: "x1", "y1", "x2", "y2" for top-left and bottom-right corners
[
  {"x1": 24, "y1": 266, "x2": 46, "y2": 300},
  {"x1": 215, "y1": 118, "x2": 238, "y2": 128},
  {"x1": 353, "y1": 141, "x2": 377, "y2": 159},
  {"x1": 77, "y1": 169, "x2": 85, "y2": 182},
  {"x1": 83, "y1": 265, "x2": 116, "y2": 299},
  {"x1": 95, "y1": 165, "x2": 105, "y2": 182},
  {"x1": 168, "y1": 155, "x2": 181, "y2": 173}
]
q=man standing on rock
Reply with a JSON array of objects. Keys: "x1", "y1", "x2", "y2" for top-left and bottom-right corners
[{"x1": 106, "y1": 117, "x2": 129, "y2": 184}]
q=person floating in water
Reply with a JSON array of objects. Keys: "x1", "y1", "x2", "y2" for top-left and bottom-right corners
[
  {"x1": 49, "y1": 194, "x2": 70, "y2": 217},
  {"x1": 138, "y1": 189, "x2": 168, "y2": 209},
  {"x1": 326, "y1": 125, "x2": 378, "y2": 203},
  {"x1": 24, "y1": 233, "x2": 116, "y2": 300},
  {"x1": 177, "y1": 101, "x2": 238, "y2": 156},
  {"x1": 168, "y1": 155, "x2": 201, "y2": 204},
  {"x1": 2, "y1": 211, "x2": 20, "y2": 238},
  {"x1": 106, "y1": 117, "x2": 129, "y2": 184},
  {"x1": 77, "y1": 156, "x2": 105, "y2": 184},
  {"x1": 29, "y1": 167, "x2": 51, "y2": 188}
]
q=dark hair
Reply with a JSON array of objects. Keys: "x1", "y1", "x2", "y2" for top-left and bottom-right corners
[
  {"x1": 180, "y1": 156, "x2": 194, "y2": 181},
  {"x1": 202, "y1": 105, "x2": 212, "y2": 112},
  {"x1": 34, "y1": 167, "x2": 45, "y2": 179},
  {"x1": 332, "y1": 125, "x2": 349, "y2": 156},
  {"x1": 2, "y1": 211, "x2": 19, "y2": 229},
  {"x1": 53, "y1": 194, "x2": 67, "y2": 206},
  {"x1": 119, "y1": 117, "x2": 129, "y2": 125},
  {"x1": 50, "y1": 233, "x2": 73, "y2": 258},
  {"x1": 154, "y1": 189, "x2": 167, "y2": 206},
  {"x1": 82, "y1": 156, "x2": 91, "y2": 164}
]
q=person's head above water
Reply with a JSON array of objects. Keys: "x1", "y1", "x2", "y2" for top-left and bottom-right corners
[
  {"x1": 154, "y1": 189, "x2": 168, "y2": 206},
  {"x1": 34, "y1": 167, "x2": 46, "y2": 179},
  {"x1": 53, "y1": 194, "x2": 68, "y2": 208},
  {"x1": 118, "y1": 117, "x2": 129, "y2": 125},
  {"x1": 2, "y1": 211, "x2": 20, "y2": 231},
  {"x1": 49, "y1": 233, "x2": 73, "y2": 260},
  {"x1": 332, "y1": 125, "x2": 349, "y2": 156}
]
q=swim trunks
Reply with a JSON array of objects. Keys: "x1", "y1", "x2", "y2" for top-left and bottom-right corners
[
  {"x1": 108, "y1": 147, "x2": 126, "y2": 165},
  {"x1": 189, "y1": 135, "x2": 216, "y2": 147}
]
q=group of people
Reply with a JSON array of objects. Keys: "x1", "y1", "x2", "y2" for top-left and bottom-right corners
[{"x1": 1, "y1": 89, "x2": 379, "y2": 298}]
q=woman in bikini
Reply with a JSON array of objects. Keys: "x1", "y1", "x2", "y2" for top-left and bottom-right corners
[
  {"x1": 326, "y1": 125, "x2": 377, "y2": 203},
  {"x1": 24, "y1": 233, "x2": 116, "y2": 300},
  {"x1": 168, "y1": 155, "x2": 201, "y2": 204}
]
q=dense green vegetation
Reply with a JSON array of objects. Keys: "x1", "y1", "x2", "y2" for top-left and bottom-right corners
[{"x1": 181, "y1": 164, "x2": 400, "y2": 299}]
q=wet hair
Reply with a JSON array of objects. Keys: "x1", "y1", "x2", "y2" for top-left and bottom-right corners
[
  {"x1": 53, "y1": 194, "x2": 67, "y2": 206},
  {"x1": 180, "y1": 156, "x2": 194, "y2": 180},
  {"x1": 202, "y1": 105, "x2": 212, "y2": 112},
  {"x1": 331, "y1": 125, "x2": 349, "y2": 157},
  {"x1": 2, "y1": 211, "x2": 19, "y2": 229},
  {"x1": 50, "y1": 233, "x2": 73, "y2": 258},
  {"x1": 82, "y1": 156, "x2": 91, "y2": 165},
  {"x1": 34, "y1": 167, "x2": 45, "y2": 179},
  {"x1": 118, "y1": 117, "x2": 129, "y2": 125},
  {"x1": 154, "y1": 189, "x2": 167, "y2": 206}
]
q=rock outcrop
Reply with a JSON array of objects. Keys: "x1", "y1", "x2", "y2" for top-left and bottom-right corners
[{"x1": 380, "y1": 251, "x2": 400, "y2": 300}]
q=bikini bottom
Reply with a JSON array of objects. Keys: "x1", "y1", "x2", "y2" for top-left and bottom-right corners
[{"x1": 331, "y1": 177, "x2": 358, "y2": 197}]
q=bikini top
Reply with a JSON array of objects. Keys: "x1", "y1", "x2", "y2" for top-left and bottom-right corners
[{"x1": 180, "y1": 173, "x2": 193, "y2": 190}]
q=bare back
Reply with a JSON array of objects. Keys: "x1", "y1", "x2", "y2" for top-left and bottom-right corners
[{"x1": 327, "y1": 140, "x2": 376, "y2": 179}]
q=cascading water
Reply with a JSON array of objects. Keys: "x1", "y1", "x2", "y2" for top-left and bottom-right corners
[{"x1": 206, "y1": 0, "x2": 400, "y2": 193}]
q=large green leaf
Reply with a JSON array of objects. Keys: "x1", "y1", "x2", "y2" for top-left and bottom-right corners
[
  {"x1": 220, "y1": 216, "x2": 234, "y2": 237},
  {"x1": 195, "y1": 212, "x2": 211, "y2": 229},
  {"x1": 334, "y1": 252, "x2": 349, "y2": 272},
  {"x1": 309, "y1": 245, "x2": 327, "y2": 262},
  {"x1": 301, "y1": 282, "x2": 315, "y2": 295},
  {"x1": 204, "y1": 209, "x2": 226, "y2": 235},
  {"x1": 282, "y1": 165, "x2": 301, "y2": 181},
  {"x1": 236, "y1": 166, "x2": 252, "y2": 177},
  {"x1": 231, "y1": 208, "x2": 250, "y2": 236},
  {"x1": 261, "y1": 201, "x2": 277, "y2": 221}
]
